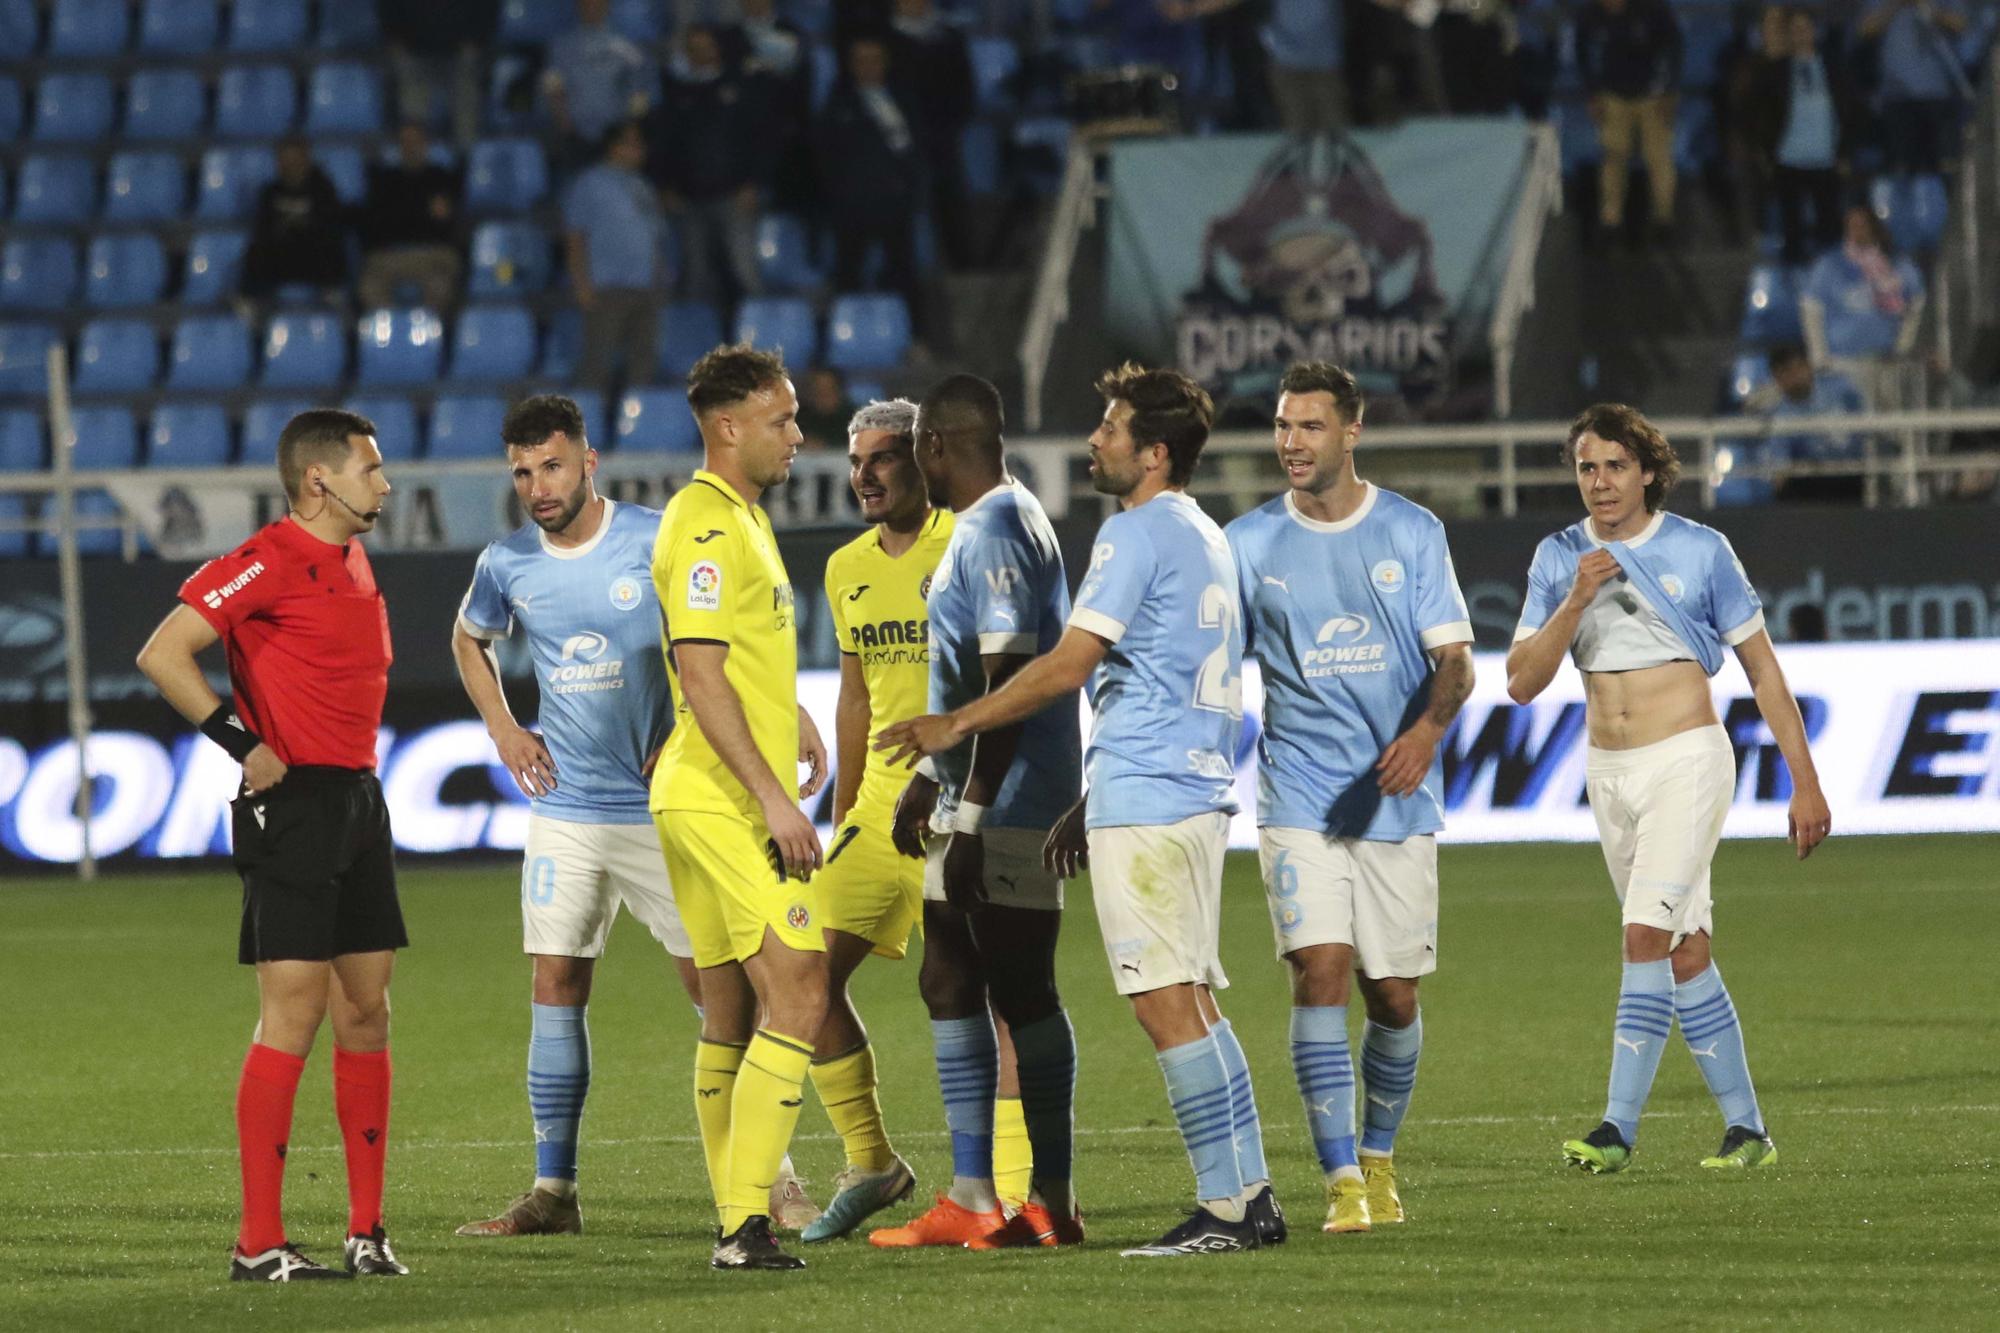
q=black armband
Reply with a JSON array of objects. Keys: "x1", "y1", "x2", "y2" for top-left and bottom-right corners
[{"x1": 200, "y1": 704, "x2": 264, "y2": 763}]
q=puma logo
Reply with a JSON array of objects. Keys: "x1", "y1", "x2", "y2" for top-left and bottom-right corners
[
  {"x1": 694, "y1": 529, "x2": 725, "y2": 544},
  {"x1": 1615, "y1": 1036, "x2": 1647, "y2": 1056},
  {"x1": 1118, "y1": 962, "x2": 1141, "y2": 974},
  {"x1": 1687, "y1": 1042, "x2": 1720, "y2": 1060},
  {"x1": 1261, "y1": 575, "x2": 1291, "y2": 593}
]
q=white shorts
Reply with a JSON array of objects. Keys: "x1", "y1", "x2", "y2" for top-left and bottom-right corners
[
  {"x1": 922, "y1": 825, "x2": 1064, "y2": 911},
  {"x1": 1088, "y1": 811, "x2": 1231, "y2": 997},
  {"x1": 522, "y1": 814, "x2": 692, "y2": 959},
  {"x1": 1585, "y1": 724, "x2": 1735, "y2": 945},
  {"x1": 1257, "y1": 828, "x2": 1438, "y2": 979}
]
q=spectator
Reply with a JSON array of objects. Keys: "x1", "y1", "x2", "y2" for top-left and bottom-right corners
[
  {"x1": 1801, "y1": 204, "x2": 1925, "y2": 408},
  {"x1": 543, "y1": 0, "x2": 656, "y2": 167},
  {"x1": 817, "y1": 38, "x2": 924, "y2": 333},
  {"x1": 241, "y1": 136, "x2": 349, "y2": 304},
  {"x1": 1578, "y1": 0, "x2": 1683, "y2": 244},
  {"x1": 1859, "y1": 0, "x2": 1971, "y2": 175},
  {"x1": 730, "y1": 0, "x2": 816, "y2": 216},
  {"x1": 652, "y1": 25, "x2": 766, "y2": 308},
  {"x1": 563, "y1": 120, "x2": 666, "y2": 393},
  {"x1": 1355, "y1": 0, "x2": 1447, "y2": 122},
  {"x1": 1197, "y1": 0, "x2": 1275, "y2": 130},
  {"x1": 1264, "y1": 0, "x2": 1348, "y2": 134},
  {"x1": 795, "y1": 367, "x2": 857, "y2": 450},
  {"x1": 1762, "y1": 342, "x2": 1867, "y2": 501},
  {"x1": 1769, "y1": 10, "x2": 1860, "y2": 266},
  {"x1": 378, "y1": 0, "x2": 497, "y2": 150},
  {"x1": 1435, "y1": 0, "x2": 1517, "y2": 116},
  {"x1": 887, "y1": 0, "x2": 976, "y2": 269},
  {"x1": 1722, "y1": 5, "x2": 1792, "y2": 245},
  {"x1": 358, "y1": 124, "x2": 464, "y2": 312}
]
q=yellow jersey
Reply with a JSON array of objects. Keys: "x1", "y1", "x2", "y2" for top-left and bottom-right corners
[
  {"x1": 649, "y1": 470, "x2": 799, "y2": 819},
  {"x1": 824, "y1": 507, "x2": 954, "y2": 818}
]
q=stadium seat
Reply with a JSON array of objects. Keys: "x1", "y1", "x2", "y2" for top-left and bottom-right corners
[
  {"x1": 239, "y1": 397, "x2": 312, "y2": 458},
  {"x1": 62, "y1": 488, "x2": 129, "y2": 556},
  {"x1": 139, "y1": 0, "x2": 218, "y2": 54},
  {"x1": 568, "y1": 389, "x2": 609, "y2": 448},
  {"x1": 48, "y1": 0, "x2": 127, "y2": 57},
  {"x1": 734, "y1": 297, "x2": 818, "y2": 366},
  {"x1": 216, "y1": 66, "x2": 297, "y2": 138},
  {"x1": 86, "y1": 234, "x2": 169, "y2": 308},
  {"x1": 469, "y1": 222, "x2": 552, "y2": 297},
  {"x1": 104, "y1": 152, "x2": 189, "y2": 224},
  {"x1": 449, "y1": 304, "x2": 537, "y2": 382},
  {"x1": 0, "y1": 323, "x2": 59, "y2": 396},
  {"x1": 1873, "y1": 173, "x2": 1949, "y2": 255},
  {"x1": 260, "y1": 311, "x2": 347, "y2": 389},
  {"x1": 148, "y1": 403, "x2": 234, "y2": 467},
  {"x1": 658, "y1": 302, "x2": 725, "y2": 379},
  {"x1": 0, "y1": 0, "x2": 36, "y2": 60},
  {"x1": 1, "y1": 237, "x2": 80, "y2": 313},
  {"x1": 755, "y1": 214, "x2": 821, "y2": 294},
  {"x1": 356, "y1": 307, "x2": 446, "y2": 386},
  {"x1": 1739, "y1": 264, "x2": 1801, "y2": 345},
  {"x1": 34, "y1": 73, "x2": 116, "y2": 143},
  {"x1": 499, "y1": 0, "x2": 572, "y2": 45},
  {"x1": 0, "y1": 409, "x2": 45, "y2": 470},
  {"x1": 316, "y1": 1, "x2": 378, "y2": 50},
  {"x1": 305, "y1": 63, "x2": 384, "y2": 136},
  {"x1": 969, "y1": 36, "x2": 1020, "y2": 111},
  {"x1": 317, "y1": 144, "x2": 367, "y2": 206},
  {"x1": 74, "y1": 318, "x2": 161, "y2": 392},
  {"x1": 427, "y1": 394, "x2": 507, "y2": 460},
  {"x1": 538, "y1": 308, "x2": 583, "y2": 379},
  {"x1": 168, "y1": 314, "x2": 254, "y2": 391},
  {"x1": 183, "y1": 230, "x2": 250, "y2": 306},
  {"x1": 616, "y1": 388, "x2": 700, "y2": 453},
  {"x1": 826, "y1": 294, "x2": 912, "y2": 372},
  {"x1": 465, "y1": 138, "x2": 549, "y2": 216},
  {"x1": 343, "y1": 395, "x2": 419, "y2": 461},
  {"x1": 228, "y1": 0, "x2": 309, "y2": 52},
  {"x1": 609, "y1": 0, "x2": 663, "y2": 42},
  {"x1": 13, "y1": 155, "x2": 96, "y2": 225},
  {"x1": 195, "y1": 146, "x2": 276, "y2": 222},
  {"x1": 0, "y1": 493, "x2": 31, "y2": 556},
  {"x1": 124, "y1": 69, "x2": 208, "y2": 141},
  {"x1": 0, "y1": 75, "x2": 20, "y2": 141},
  {"x1": 68, "y1": 406, "x2": 141, "y2": 469}
]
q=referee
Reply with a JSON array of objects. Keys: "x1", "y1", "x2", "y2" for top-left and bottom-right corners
[{"x1": 136, "y1": 409, "x2": 410, "y2": 1283}]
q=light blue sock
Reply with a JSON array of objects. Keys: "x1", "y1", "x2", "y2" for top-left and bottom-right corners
[
  {"x1": 1674, "y1": 964, "x2": 1763, "y2": 1133},
  {"x1": 527, "y1": 1003, "x2": 590, "y2": 1181},
  {"x1": 1359, "y1": 1010, "x2": 1423, "y2": 1155},
  {"x1": 1290, "y1": 1005, "x2": 1358, "y2": 1172},
  {"x1": 1209, "y1": 1018, "x2": 1269, "y2": 1187},
  {"x1": 1009, "y1": 1010, "x2": 1076, "y2": 1182},
  {"x1": 932, "y1": 1015, "x2": 999, "y2": 1180},
  {"x1": 1157, "y1": 1035, "x2": 1242, "y2": 1204},
  {"x1": 1605, "y1": 960, "x2": 1675, "y2": 1144}
]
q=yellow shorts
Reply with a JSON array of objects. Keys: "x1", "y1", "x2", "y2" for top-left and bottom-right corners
[
  {"x1": 653, "y1": 809, "x2": 826, "y2": 968},
  {"x1": 813, "y1": 806, "x2": 924, "y2": 961}
]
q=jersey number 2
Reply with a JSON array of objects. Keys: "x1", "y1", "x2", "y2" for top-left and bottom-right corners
[{"x1": 1193, "y1": 583, "x2": 1242, "y2": 719}]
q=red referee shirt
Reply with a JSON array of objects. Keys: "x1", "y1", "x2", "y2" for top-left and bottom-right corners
[{"x1": 180, "y1": 516, "x2": 393, "y2": 770}]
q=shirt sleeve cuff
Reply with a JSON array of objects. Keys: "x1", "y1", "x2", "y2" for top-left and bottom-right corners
[
  {"x1": 457, "y1": 612, "x2": 508, "y2": 642},
  {"x1": 1512, "y1": 623, "x2": 1542, "y2": 643},
  {"x1": 977, "y1": 631, "x2": 1037, "y2": 655},
  {"x1": 1419, "y1": 620, "x2": 1475, "y2": 651},
  {"x1": 1722, "y1": 610, "x2": 1766, "y2": 647},
  {"x1": 1068, "y1": 606, "x2": 1127, "y2": 645}
]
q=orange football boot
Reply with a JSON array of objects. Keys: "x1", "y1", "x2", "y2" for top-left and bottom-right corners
[
  {"x1": 867, "y1": 1195, "x2": 1005, "y2": 1248},
  {"x1": 966, "y1": 1201, "x2": 1086, "y2": 1250}
]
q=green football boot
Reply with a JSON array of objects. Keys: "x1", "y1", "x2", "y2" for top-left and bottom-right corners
[
  {"x1": 1562, "y1": 1121, "x2": 1633, "y2": 1175},
  {"x1": 1700, "y1": 1125, "x2": 1777, "y2": 1170}
]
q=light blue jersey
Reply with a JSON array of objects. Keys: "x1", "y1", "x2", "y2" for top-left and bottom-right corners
[
  {"x1": 1227, "y1": 485, "x2": 1473, "y2": 840},
  {"x1": 459, "y1": 500, "x2": 670, "y2": 825},
  {"x1": 927, "y1": 479, "x2": 1082, "y2": 830},
  {"x1": 1070, "y1": 491, "x2": 1242, "y2": 830}
]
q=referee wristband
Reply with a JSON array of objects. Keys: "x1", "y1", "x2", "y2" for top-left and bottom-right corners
[
  {"x1": 199, "y1": 704, "x2": 264, "y2": 764},
  {"x1": 954, "y1": 800, "x2": 989, "y2": 834}
]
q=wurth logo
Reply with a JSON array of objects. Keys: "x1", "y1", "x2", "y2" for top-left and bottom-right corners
[{"x1": 202, "y1": 561, "x2": 266, "y2": 609}]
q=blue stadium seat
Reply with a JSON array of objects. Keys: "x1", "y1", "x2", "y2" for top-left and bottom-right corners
[
  {"x1": 68, "y1": 406, "x2": 141, "y2": 468},
  {"x1": 343, "y1": 395, "x2": 419, "y2": 461},
  {"x1": 0, "y1": 493, "x2": 31, "y2": 555},
  {"x1": 1, "y1": 237, "x2": 80, "y2": 313},
  {"x1": 306, "y1": 63, "x2": 384, "y2": 136},
  {"x1": 229, "y1": 0, "x2": 309, "y2": 52},
  {"x1": 124, "y1": 69, "x2": 208, "y2": 141},
  {"x1": 0, "y1": 410, "x2": 43, "y2": 470},
  {"x1": 734, "y1": 297, "x2": 818, "y2": 366},
  {"x1": 0, "y1": 75, "x2": 20, "y2": 141},
  {"x1": 48, "y1": 0, "x2": 126, "y2": 57},
  {"x1": 450, "y1": 304, "x2": 537, "y2": 382},
  {"x1": 14, "y1": 155, "x2": 96, "y2": 224},
  {"x1": 317, "y1": 144, "x2": 367, "y2": 206},
  {"x1": 538, "y1": 309, "x2": 583, "y2": 379},
  {"x1": 427, "y1": 394, "x2": 507, "y2": 460},
  {"x1": 86, "y1": 233, "x2": 169, "y2": 308},
  {"x1": 316, "y1": 0, "x2": 378, "y2": 50},
  {"x1": 470, "y1": 222, "x2": 552, "y2": 297},
  {"x1": 168, "y1": 314, "x2": 254, "y2": 391},
  {"x1": 1739, "y1": 263, "x2": 1801, "y2": 345},
  {"x1": 0, "y1": 0, "x2": 36, "y2": 59},
  {"x1": 57, "y1": 489, "x2": 130, "y2": 556},
  {"x1": 104, "y1": 152, "x2": 189, "y2": 223},
  {"x1": 1873, "y1": 173, "x2": 1948, "y2": 255},
  {"x1": 610, "y1": 0, "x2": 663, "y2": 42},
  {"x1": 216, "y1": 66, "x2": 297, "y2": 138},
  {"x1": 465, "y1": 138, "x2": 549, "y2": 216},
  {"x1": 183, "y1": 230, "x2": 250, "y2": 306},
  {"x1": 74, "y1": 318, "x2": 161, "y2": 392},
  {"x1": 139, "y1": 0, "x2": 218, "y2": 53},
  {"x1": 148, "y1": 403, "x2": 234, "y2": 467},
  {"x1": 616, "y1": 388, "x2": 700, "y2": 453},
  {"x1": 499, "y1": 0, "x2": 572, "y2": 45},
  {"x1": 969, "y1": 36, "x2": 1020, "y2": 111},
  {"x1": 356, "y1": 308, "x2": 446, "y2": 386},
  {"x1": 755, "y1": 214, "x2": 821, "y2": 294},
  {"x1": 0, "y1": 323, "x2": 59, "y2": 396},
  {"x1": 34, "y1": 73, "x2": 116, "y2": 143},
  {"x1": 658, "y1": 302, "x2": 724, "y2": 379},
  {"x1": 826, "y1": 294, "x2": 911, "y2": 372},
  {"x1": 568, "y1": 388, "x2": 609, "y2": 448},
  {"x1": 260, "y1": 311, "x2": 348, "y2": 389},
  {"x1": 195, "y1": 146, "x2": 276, "y2": 222},
  {"x1": 239, "y1": 398, "x2": 312, "y2": 459}
]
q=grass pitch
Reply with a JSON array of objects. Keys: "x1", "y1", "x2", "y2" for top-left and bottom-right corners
[{"x1": 4, "y1": 835, "x2": 1997, "y2": 1330}]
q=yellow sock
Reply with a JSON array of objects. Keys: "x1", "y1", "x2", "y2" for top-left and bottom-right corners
[
  {"x1": 694, "y1": 1039, "x2": 746, "y2": 1222},
  {"x1": 810, "y1": 1043, "x2": 895, "y2": 1173},
  {"x1": 993, "y1": 1096, "x2": 1032, "y2": 1210},
  {"x1": 722, "y1": 1030, "x2": 814, "y2": 1233}
]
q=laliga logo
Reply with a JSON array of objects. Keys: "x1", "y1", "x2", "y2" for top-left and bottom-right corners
[
  {"x1": 1315, "y1": 614, "x2": 1372, "y2": 645},
  {"x1": 560, "y1": 631, "x2": 609, "y2": 663}
]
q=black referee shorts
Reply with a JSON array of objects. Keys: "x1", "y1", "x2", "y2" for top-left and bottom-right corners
[{"x1": 233, "y1": 767, "x2": 408, "y2": 965}]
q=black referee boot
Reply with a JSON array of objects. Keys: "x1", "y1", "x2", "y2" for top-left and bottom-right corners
[
  {"x1": 343, "y1": 1226, "x2": 409, "y2": 1276},
  {"x1": 229, "y1": 1242, "x2": 351, "y2": 1282},
  {"x1": 711, "y1": 1215, "x2": 805, "y2": 1271}
]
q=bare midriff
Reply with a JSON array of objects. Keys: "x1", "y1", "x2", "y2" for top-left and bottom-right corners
[{"x1": 1582, "y1": 659, "x2": 1719, "y2": 750}]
